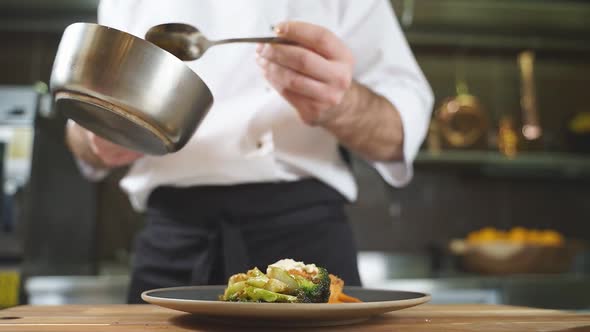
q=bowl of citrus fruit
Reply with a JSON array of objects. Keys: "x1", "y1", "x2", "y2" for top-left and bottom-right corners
[{"x1": 450, "y1": 227, "x2": 581, "y2": 275}]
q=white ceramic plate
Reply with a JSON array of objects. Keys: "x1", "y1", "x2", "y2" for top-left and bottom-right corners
[{"x1": 142, "y1": 286, "x2": 430, "y2": 327}]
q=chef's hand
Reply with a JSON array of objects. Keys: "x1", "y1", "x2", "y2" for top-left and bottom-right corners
[
  {"x1": 66, "y1": 122, "x2": 143, "y2": 169},
  {"x1": 256, "y1": 21, "x2": 355, "y2": 126},
  {"x1": 87, "y1": 131, "x2": 143, "y2": 167}
]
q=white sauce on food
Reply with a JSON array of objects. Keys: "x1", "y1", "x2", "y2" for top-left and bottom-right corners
[{"x1": 268, "y1": 259, "x2": 318, "y2": 275}]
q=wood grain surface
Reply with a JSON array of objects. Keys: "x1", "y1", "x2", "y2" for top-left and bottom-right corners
[{"x1": 0, "y1": 304, "x2": 589, "y2": 331}]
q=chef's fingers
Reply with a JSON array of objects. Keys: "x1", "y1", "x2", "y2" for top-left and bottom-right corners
[
  {"x1": 102, "y1": 151, "x2": 143, "y2": 167},
  {"x1": 90, "y1": 133, "x2": 124, "y2": 156},
  {"x1": 278, "y1": 89, "x2": 326, "y2": 126},
  {"x1": 256, "y1": 43, "x2": 350, "y2": 87},
  {"x1": 257, "y1": 55, "x2": 343, "y2": 106},
  {"x1": 88, "y1": 132, "x2": 143, "y2": 167},
  {"x1": 274, "y1": 21, "x2": 353, "y2": 62},
  {"x1": 96, "y1": 148, "x2": 142, "y2": 167},
  {"x1": 86, "y1": 131, "x2": 102, "y2": 156}
]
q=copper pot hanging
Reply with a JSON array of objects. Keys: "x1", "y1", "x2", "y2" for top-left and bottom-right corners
[{"x1": 436, "y1": 79, "x2": 488, "y2": 148}]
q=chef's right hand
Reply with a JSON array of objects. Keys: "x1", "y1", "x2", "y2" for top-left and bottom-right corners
[{"x1": 86, "y1": 130, "x2": 144, "y2": 168}]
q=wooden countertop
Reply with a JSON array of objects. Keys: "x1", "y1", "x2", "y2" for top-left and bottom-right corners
[{"x1": 1, "y1": 304, "x2": 589, "y2": 332}]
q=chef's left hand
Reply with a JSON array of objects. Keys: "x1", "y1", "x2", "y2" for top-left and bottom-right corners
[{"x1": 256, "y1": 21, "x2": 355, "y2": 126}]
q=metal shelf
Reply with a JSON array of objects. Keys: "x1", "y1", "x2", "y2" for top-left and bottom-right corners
[
  {"x1": 394, "y1": 0, "x2": 590, "y2": 54},
  {"x1": 416, "y1": 150, "x2": 590, "y2": 178}
]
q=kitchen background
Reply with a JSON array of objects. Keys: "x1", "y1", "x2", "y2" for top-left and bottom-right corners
[{"x1": 0, "y1": 0, "x2": 589, "y2": 310}]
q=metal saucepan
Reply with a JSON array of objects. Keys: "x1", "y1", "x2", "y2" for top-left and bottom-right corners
[{"x1": 50, "y1": 23, "x2": 214, "y2": 155}]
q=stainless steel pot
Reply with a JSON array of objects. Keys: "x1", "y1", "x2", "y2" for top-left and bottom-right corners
[{"x1": 50, "y1": 23, "x2": 214, "y2": 155}]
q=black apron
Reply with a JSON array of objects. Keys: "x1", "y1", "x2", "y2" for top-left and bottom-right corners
[{"x1": 127, "y1": 179, "x2": 361, "y2": 304}]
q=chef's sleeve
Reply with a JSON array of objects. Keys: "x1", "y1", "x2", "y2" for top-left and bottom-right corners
[{"x1": 339, "y1": 0, "x2": 434, "y2": 187}]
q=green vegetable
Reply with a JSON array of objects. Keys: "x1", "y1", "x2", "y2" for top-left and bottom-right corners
[
  {"x1": 228, "y1": 273, "x2": 247, "y2": 286},
  {"x1": 246, "y1": 267, "x2": 265, "y2": 278},
  {"x1": 223, "y1": 281, "x2": 247, "y2": 300},
  {"x1": 267, "y1": 266, "x2": 298, "y2": 293},
  {"x1": 263, "y1": 278, "x2": 288, "y2": 293},
  {"x1": 293, "y1": 267, "x2": 331, "y2": 303},
  {"x1": 220, "y1": 262, "x2": 331, "y2": 303},
  {"x1": 244, "y1": 287, "x2": 297, "y2": 303},
  {"x1": 246, "y1": 276, "x2": 269, "y2": 288}
]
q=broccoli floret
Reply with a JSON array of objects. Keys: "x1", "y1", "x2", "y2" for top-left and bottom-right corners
[{"x1": 293, "y1": 267, "x2": 331, "y2": 303}]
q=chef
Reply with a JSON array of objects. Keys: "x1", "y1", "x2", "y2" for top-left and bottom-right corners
[{"x1": 65, "y1": 0, "x2": 433, "y2": 303}]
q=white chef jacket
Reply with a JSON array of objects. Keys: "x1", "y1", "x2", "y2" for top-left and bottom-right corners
[{"x1": 95, "y1": 0, "x2": 433, "y2": 211}]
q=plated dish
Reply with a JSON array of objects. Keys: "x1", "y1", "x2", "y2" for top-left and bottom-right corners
[
  {"x1": 142, "y1": 286, "x2": 430, "y2": 327},
  {"x1": 142, "y1": 259, "x2": 430, "y2": 326}
]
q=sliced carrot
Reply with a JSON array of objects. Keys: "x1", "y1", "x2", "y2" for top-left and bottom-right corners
[{"x1": 338, "y1": 293, "x2": 362, "y2": 303}]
